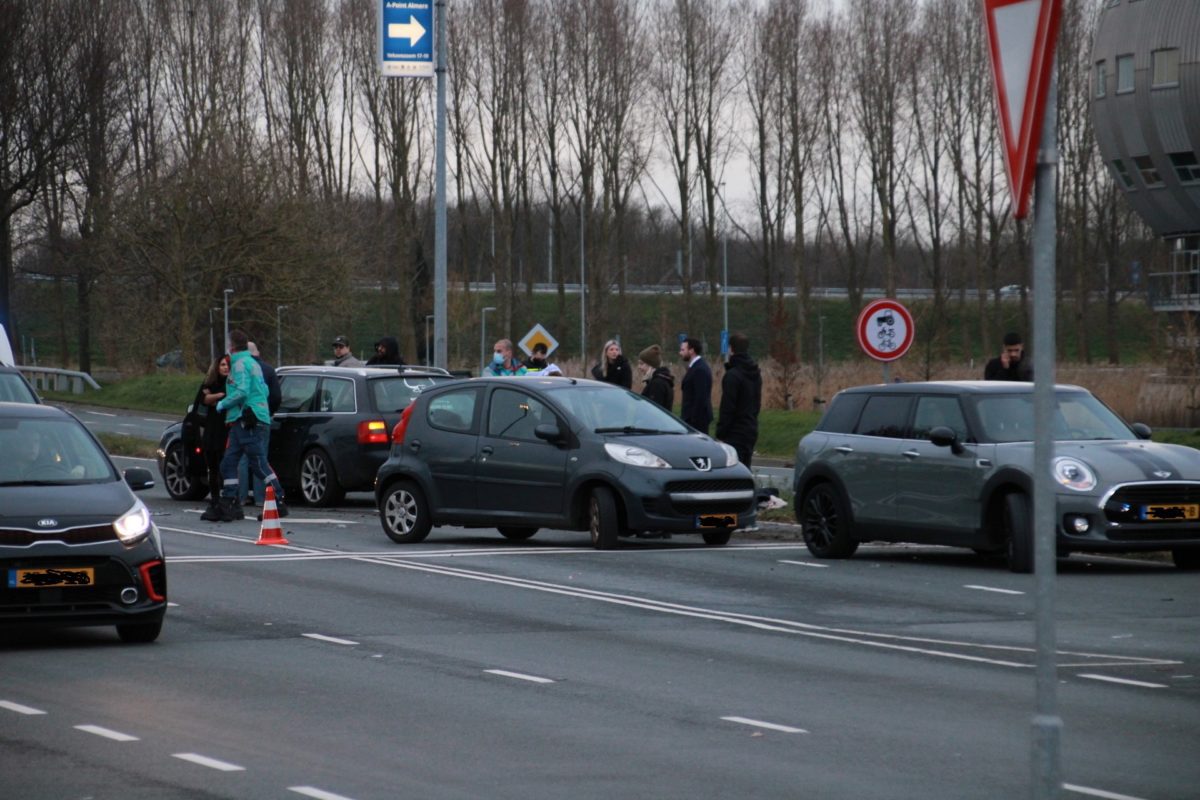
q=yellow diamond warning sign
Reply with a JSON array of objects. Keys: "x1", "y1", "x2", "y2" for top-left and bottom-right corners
[{"x1": 518, "y1": 324, "x2": 559, "y2": 356}]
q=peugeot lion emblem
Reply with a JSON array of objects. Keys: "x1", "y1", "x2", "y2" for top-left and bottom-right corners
[
  {"x1": 36, "y1": 518, "x2": 58, "y2": 528},
  {"x1": 1153, "y1": 470, "x2": 1172, "y2": 479},
  {"x1": 690, "y1": 457, "x2": 711, "y2": 472}
]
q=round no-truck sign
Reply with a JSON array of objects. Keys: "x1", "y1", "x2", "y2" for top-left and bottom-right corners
[{"x1": 856, "y1": 299, "x2": 915, "y2": 362}]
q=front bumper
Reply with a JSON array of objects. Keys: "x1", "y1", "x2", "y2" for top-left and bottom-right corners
[
  {"x1": 614, "y1": 470, "x2": 758, "y2": 533},
  {"x1": 1055, "y1": 482, "x2": 1200, "y2": 552}
]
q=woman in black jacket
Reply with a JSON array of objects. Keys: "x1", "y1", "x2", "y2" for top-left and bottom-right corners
[
  {"x1": 197, "y1": 355, "x2": 230, "y2": 521},
  {"x1": 591, "y1": 339, "x2": 633, "y2": 389}
]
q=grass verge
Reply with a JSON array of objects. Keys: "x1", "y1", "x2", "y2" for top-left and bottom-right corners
[
  {"x1": 97, "y1": 432, "x2": 160, "y2": 459},
  {"x1": 41, "y1": 373, "x2": 199, "y2": 415}
]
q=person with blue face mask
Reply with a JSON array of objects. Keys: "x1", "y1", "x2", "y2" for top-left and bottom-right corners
[{"x1": 487, "y1": 339, "x2": 527, "y2": 376}]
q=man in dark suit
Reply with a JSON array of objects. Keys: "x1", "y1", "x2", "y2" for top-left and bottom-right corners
[{"x1": 678, "y1": 337, "x2": 713, "y2": 435}]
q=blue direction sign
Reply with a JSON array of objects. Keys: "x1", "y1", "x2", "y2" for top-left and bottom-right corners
[{"x1": 379, "y1": 1, "x2": 433, "y2": 78}]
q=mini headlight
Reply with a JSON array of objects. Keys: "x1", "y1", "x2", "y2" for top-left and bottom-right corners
[
  {"x1": 1053, "y1": 457, "x2": 1096, "y2": 492},
  {"x1": 604, "y1": 443, "x2": 670, "y2": 468},
  {"x1": 719, "y1": 442, "x2": 740, "y2": 467},
  {"x1": 113, "y1": 500, "x2": 152, "y2": 544}
]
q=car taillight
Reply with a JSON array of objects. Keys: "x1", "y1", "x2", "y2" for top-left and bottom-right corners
[
  {"x1": 358, "y1": 420, "x2": 389, "y2": 445},
  {"x1": 392, "y1": 403, "x2": 415, "y2": 444}
]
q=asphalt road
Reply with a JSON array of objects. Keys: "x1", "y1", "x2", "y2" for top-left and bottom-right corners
[{"x1": 1, "y1": 455, "x2": 1196, "y2": 800}]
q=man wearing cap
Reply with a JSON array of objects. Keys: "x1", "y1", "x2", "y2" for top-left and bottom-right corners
[
  {"x1": 637, "y1": 344, "x2": 675, "y2": 411},
  {"x1": 327, "y1": 335, "x2": 365, "y2": 367}
]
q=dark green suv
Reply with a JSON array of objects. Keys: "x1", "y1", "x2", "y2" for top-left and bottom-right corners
[{"x1": 792, "y1": 381, "x2": 1200, "y2": 572}]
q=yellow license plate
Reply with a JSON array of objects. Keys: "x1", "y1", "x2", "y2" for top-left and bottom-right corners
[
  {"x1": 8, "y1": 567, "x2": 95, "y2": 588},
  {"x1": 697, "y1": 513, "x2": 736, "y2": 529},
  {"x1": 1140, "y1": 504, "x2": 1200, "y2": 521}
]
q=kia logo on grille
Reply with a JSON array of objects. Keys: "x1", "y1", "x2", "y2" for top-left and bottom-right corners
[
  {"x1": 36, "y1": 518, "x2": 58, "y2": 528},
  {"x1": 690, "y1": 457, "x2": 711, "y2": 472}
]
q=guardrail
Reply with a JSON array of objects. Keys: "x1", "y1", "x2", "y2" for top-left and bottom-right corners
[{"x1": 19, "y1": 366, "x2": 101, "y2": 395}]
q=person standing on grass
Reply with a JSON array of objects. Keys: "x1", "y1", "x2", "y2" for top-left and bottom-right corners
[
  {"x1": 678, "y1": 337, "x2": 713, "y2": 435},
  {"x1": 591, "y1": 339, "x2": 633, "y2": 389},
  {"x1": 716, "y1": 333, "x2": 762, "y2": 467},
  {"x1": 637, "y1": 344, "x2": 675, "y2": 411}
]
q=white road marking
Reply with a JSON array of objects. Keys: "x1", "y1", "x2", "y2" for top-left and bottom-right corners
[
  {"x1": 0, "y1": 700, "x2": 46, "y2": 715},
  {"x1": 1078, "y1": 674, "x2": 1167, "y2": 689},
  {"x1": 721, "y1": 716, "x2": 807, "y2": 734},
  {"x1": 290, "y1": 787, "x2": 359, "y2": 800},
  {"x1": 141, "y1": 418, "x2": 163, "y2": 423},
  {"x1": 278, "y1": 518, "x2": 358, "y2": 525},
  {"x1": 484, "y1": 669, "x2": 555, "y2": 684},
  {"x1": 964, "y1": 584, "x2": 1025, "y2": 595},
  {"x1": 302, "y1": 633, "x2": 359, "y2": 646},
  {"x1": 85, "y1": 410, "x2": 117, "y2": 417},
  {"x1": 1063, "y1": 783, "x2": 1150, "y2": 800},
  {"x1": 172, "y1": 753, "x2": 245, "y2": 771},
  {"x1": 779, "y1": 559, "x2": 828, "y2": 568},
  {"x1": 75, "y1": 724, "x2": 139, "y2": 742}
]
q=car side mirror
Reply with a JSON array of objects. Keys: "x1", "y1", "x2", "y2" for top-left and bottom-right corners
[
  {"x1": 1131, "y1": 422, "x2": 1152, "y2": 440},
  {"x1": 534, "y1": 423, "x2": 565, "y2": 445},
  {"x1": 929, "y1": 426, "x2": 965, "y2": 455},
  {"x1": 124, "y1": 467, "x2": 156, "y2": 491}
]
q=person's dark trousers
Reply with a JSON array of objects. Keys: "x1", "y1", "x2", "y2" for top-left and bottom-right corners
[
  {"x1": 237, "y1": 426, "x2": 271, "y2": 504},
  {"x1": 731, "y1": 441, "x2": 753, "y2": 468},
  {"x1": 219, "y1": 423, "x2": 285, "y2": 520}
]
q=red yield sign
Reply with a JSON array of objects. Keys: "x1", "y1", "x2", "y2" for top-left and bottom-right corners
[
  {"x1": 856, "y1": 299, "x2": 914, "y2": 362},
  {"x1": 982, "y1": 0, "x2": 1063, "y2": 220}
]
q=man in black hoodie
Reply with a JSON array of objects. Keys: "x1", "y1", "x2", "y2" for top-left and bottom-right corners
[
  {"x1": 367, "y1": 336, "x2": 405, "y2": 366},
  {"x1": 716, "y1": 333, "x2": 762, "y2": 467}
]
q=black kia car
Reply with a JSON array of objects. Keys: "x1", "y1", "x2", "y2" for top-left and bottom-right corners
[
  {"x1": 0, "y1": 402, "x2": 167, "y2": 642},
  {"x1": 157, "y1": 365, "x2": 456, "y2": 505},
  {"x1": 375, "y1": 377, "x2": 757, "y2": 548}
]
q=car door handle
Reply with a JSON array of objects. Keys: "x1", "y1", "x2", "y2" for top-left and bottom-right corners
[
  {"x1": 834, "y1": 446, "x2": 853, "y2": 454},
  {"x1": 481, "y1": 445, "x2": 494, "y2": 455},
  {"x1": 408, "y1": 439, "x2": 421, "y2": 452},
  {"x1": 902, "y1": 450, "x2": 921, "y2": 459}
]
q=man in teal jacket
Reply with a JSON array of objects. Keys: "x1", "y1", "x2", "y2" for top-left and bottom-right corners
[{"x1": 214, "y1": 329, "x2": 288, "y2": 522}]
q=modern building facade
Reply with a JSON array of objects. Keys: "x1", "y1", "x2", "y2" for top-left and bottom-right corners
[{"x1": 1091, "y1": 0, "x2": 1200, "y2": 312}]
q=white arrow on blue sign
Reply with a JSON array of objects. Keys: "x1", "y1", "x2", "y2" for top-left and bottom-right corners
[{"x1": 379, "y1": 0, "x2": 434, "y2": 78}]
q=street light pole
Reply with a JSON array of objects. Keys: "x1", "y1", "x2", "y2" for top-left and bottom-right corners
[
  {"x1": 208, "y1": 308, "x2": 220, "y2": 364},
  {"x1": 276, "y1": 305, "x2": 287, "y2": 365},
  {"x1": 222, "y1": 288, "x2": 234, "y2": 353},
  {"x1": 480, "y1": 307, "x2": 496, "y2": 376},
  {"x1": 579, "y1": 200, "x2": 586, "y2": 361},
  {"x1": 720, "y1": 181, "x2": 729, "y2": 355},
  {"x1": 425, "y1": 315, "x2": 434, "y2": 366}
]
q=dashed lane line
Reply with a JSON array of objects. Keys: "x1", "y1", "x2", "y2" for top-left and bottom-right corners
[
  {"x1": 1077, "y1": 674, "x2": 1167, "y2": 689},
  {"x1": 964, "y1": 584, "x2": 1025, "y2": 595},
  {"x1": 75, "y1": 724, "x2": 139, "y2": 742},
  {"x1": 0, "y1": 700, "x2": 46, "y2": 715},
  {"x1": 779, "y1": 559, "x2": 829, "y2": 568},
  {"x1": 721, "y1": 716, "x2": 808, "y2": 734},
  {"x1": 171, "y1": 753, "x2": 246, "y2": 771},
  {"x1": 302, "y1": 633, "x2": 359, "y2": 646},
  {"x1": 289, "y1": 788, "x2": 359, "y2": 800},
  {"x1": 484, "y1": 669, "x2": 555, "y2": 684},
  {"x1": 1063, "y1": 783, "x2": 1150, "y2": 800}
]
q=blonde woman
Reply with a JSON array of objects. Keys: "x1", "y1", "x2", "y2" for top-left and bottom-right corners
[{"x1": 590, "y1": 339, "x2": 632, "y2": 388}]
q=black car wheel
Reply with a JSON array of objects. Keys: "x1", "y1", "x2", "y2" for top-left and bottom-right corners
[
  {"x1": 163, "y1": 443, "x2": 207, "y2": 501},
  {"x1": 300, "y1": 448, "x2": 344, "y2": 506},
  {"x1": 498, "y1": 526, "x2": 538, "y2": 541},
  {"x1": 589, "y1": 486, "x2": 620, "y2": 550},
  {"x1": 116, "y1": 620, "x2": 163, "y2": 644},
  {"x1": 1004, "y1": 492, "x2": 1034, "y2": 574},
  {"x1": 380, "y1": 480, "x2": 432, "y2": 544},
  {"x1": 1173, "y1": 547, "x2": 1200, "y2": 570},
  {"x1": 702, "y1": 529, "x2": 733, "y2": 546},
  {"x1": 800, "y1": 483, "x2": 858, "y2": 558}
]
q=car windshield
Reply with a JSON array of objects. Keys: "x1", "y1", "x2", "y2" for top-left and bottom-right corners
[
  {"x1": 371, "y1": 376, "x2": 450, "y2": 413},
  {"x1": 972, "y1": 392, "x2": 1135, "y2": 443},
  {"x1": 547, "y1": 385, "x2": 689, "y2": 434},
  {"x1": 0, "y1": 373, "x2": 38, "y2": 403},
  {"x1": 0, "y1": 417, "x2": 117, "y2": 485}
]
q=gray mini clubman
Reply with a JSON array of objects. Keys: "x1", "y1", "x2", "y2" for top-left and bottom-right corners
[{"x1": 792, "y1": 381, "x2": 1200, "y2": 572}]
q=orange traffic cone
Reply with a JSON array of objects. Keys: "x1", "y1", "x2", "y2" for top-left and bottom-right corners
[{"x1": 255, "y1": 485, "x2": 289, "y2": 546}]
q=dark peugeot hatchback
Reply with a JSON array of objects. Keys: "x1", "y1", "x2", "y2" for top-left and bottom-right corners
[
  {"x1": 0, "y1": 403, "x2": 167, "y2": 642},
  {"x1": 375, "y1": 377, "x2": 757, "y2": 548}
]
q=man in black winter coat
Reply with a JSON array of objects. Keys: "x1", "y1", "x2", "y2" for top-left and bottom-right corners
[
  {"x1": 636, "y1": 344, "x2": 675, "y2": 411},
  {"x1": 367, "y1": 336, "x2": 405, "y2": 366},
  {"x1": 984, "y1": 331, "x2": 1032, "y2": 381},
  {"x1": 716, "y1": 333, "x2": 762, "y2": 467}
]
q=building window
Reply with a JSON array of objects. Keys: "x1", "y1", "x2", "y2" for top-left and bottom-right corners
[
  {"x1": 1170, "y1": 152, "x2": 1200, "y2": 184},
  {"x1": 1095, "y1": 61, "x2": 1107, "y2": 98},
  {"x1": 1116, "y1": 54, "x2": 1135, "y2": 93},
  {"x1": 1134, "y1": 155, "x2": 1163, "y2": 187},
  {"x1": 1112, "y1": 159, "x2": 1135, "y2": 189},
  {"x1": 1152, "y1": 49, "x2": 1180, "y2": 87}
]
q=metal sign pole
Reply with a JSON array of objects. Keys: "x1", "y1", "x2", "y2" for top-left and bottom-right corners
[
  {"x1": 1030, "y1": 66, "x2": 1061, "y2": 800},
  {"x1": 433, "y1": 0, "x2": 448, "y2": 369}
]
